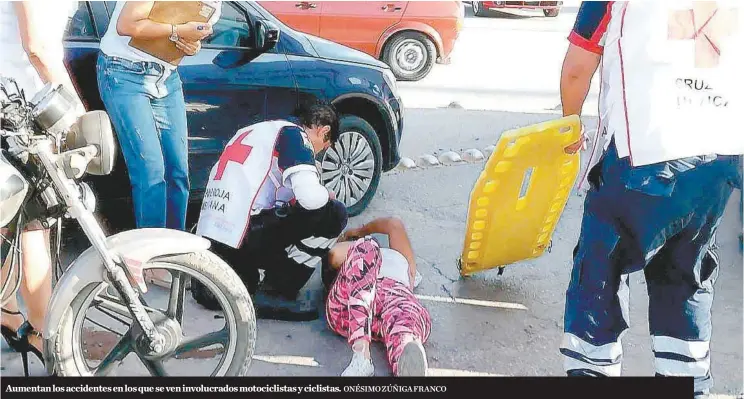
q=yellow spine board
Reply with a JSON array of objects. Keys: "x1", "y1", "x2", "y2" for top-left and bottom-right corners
[{"x1": 459, "y1": 115, "x2": 582, "y2": 276}]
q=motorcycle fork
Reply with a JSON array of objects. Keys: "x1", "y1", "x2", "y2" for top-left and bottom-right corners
[{"x1": 33, "y1": 143, "x2": 167, "y2": 354}]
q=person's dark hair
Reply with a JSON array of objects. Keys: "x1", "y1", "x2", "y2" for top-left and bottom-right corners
[{"x1": 292, "y1": 100, "x2": 340, "y2": 144}]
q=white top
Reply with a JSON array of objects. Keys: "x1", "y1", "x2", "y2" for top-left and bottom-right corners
[
  {"x1": 0, "y1": 1, "x2": 78, "y2": 97},
  {"x1": 100, "y1": 1, "x2": 222, "y2": 70},
  {"x1": 599, "y1": 1, "x2": 743, "y2": 166},
  {"x1": 379, "y1": 248, "x2": 411, "y2": 287}
]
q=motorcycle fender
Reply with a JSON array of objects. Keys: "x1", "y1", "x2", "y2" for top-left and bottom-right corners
[{"x1": 42, "y1": 228, "x2": 210, "y2": 371}]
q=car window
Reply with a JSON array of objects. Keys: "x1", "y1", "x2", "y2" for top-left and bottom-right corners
[
  {"x1": 65, "y1": 1, "x2": 97, "y2": 40},
  {"x1": 203, "y1": 2, "x2": 252, "y2": 49}
]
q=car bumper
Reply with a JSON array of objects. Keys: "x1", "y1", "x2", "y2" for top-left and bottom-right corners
[
  {"x1": 385, "y1": 96, "x2": 404, "y2": 170},
  {"x1": 484, "y1": 1, "x2": 562, "y2": 10}
]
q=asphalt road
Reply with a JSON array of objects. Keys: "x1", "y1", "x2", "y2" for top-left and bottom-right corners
[
  {"x1": 2, "y1": 3, "x2": 742, "y2": 397},
  {"x1": 3, "y1": 158, "x2": 741, "y2": 396}
]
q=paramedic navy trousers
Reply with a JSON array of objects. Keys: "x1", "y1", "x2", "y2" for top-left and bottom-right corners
[
  {"x1": 211, "y1": 199, "x2": 348, "y2": 297},
  {"x1": 561, "y1": 139, "x2": 741, "y2": 395}
]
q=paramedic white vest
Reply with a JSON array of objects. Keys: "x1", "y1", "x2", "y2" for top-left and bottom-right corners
[
  {"x1": 197, "y1": 120, "x2": 299, "y2": 248},
  {"x1": 601, "y1": 1, "x2": 744, "y2": 166}
]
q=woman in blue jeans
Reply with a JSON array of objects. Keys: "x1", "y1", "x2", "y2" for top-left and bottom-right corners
[{"x1": 97, "y1": 2, "x2": 221, "y2": 232}]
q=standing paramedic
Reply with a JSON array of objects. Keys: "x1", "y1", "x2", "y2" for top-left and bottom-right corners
[
  {"x1": 195, "y1": 102, "x2": 348, "y2": 318},
  {"x1": 559, "y1": 2, "x2": 743, "y2": 397}
]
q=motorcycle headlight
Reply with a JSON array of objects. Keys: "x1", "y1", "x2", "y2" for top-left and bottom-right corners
[
  {"x1": 65, "y1": 111, "x2": 116, "y2": 176},
  {"x1": 0, "y1": 153, "x2": 29, "y2": 228},
  {"x1": 30, "y1": 83, "x2": 78, "y2": 133}
]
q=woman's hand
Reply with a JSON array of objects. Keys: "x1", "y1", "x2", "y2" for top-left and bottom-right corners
[
  {"x1": 339, "y1": 227, "x2": 364, "y2": 242},
  {"x1": 408, "y1": 265, "x2": 417, "y2": 291},
  {"x1": 564, "y1": 122, "x2": 588, "y2": 154},
  {"x1": 176, "y1": 21, "x2": 213, "y2": 42},
  {"x1": 175, "y1": 39, "x2": 201, "y2": 56}
]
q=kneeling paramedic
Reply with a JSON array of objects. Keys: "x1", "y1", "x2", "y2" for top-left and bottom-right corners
[{"x1": 194, "y1": 102, "x2": 348, "y2": 317}]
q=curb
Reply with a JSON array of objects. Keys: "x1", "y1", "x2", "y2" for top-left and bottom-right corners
[
  {"x1": 391, "y1": 145, "x2": 494, "y2": 172},
  {"x1": 390, "y1": 128, "x2": 597, "y2": 174}
]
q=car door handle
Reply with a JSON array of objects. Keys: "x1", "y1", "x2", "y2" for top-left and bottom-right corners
[
  {"x1": 382, "y1": 4, "x2": 402, "y2": 11},
  {"x1": 295, "y1": 2, "x2": 317, "y2": 9}
]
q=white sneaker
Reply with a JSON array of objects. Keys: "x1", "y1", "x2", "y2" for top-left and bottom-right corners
[
  {"x1": 341, "y1": 352, "x2": 374, "y2": 376},
  {"x1": 396, "y1": 340, "x2": 428, "y2": 376}
]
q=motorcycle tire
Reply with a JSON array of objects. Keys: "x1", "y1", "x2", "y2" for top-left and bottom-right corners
[{"x1": 52, "y1": 250, "x2": 256, "y2": 376}]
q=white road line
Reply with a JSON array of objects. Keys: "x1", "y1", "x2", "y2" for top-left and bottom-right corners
[
  {"x1": 427, "y1": 368, "x2": 504, "y2": 377},
  {"x1": 253, "y1": 355, "x2": 321, "y2": 367},
  {"x1": 415, "y1": 294, "x2": 528, "y2": 311}
]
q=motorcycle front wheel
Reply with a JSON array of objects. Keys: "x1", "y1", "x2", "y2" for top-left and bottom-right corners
[{"x1": 51, "y1": 250, "x2": 256, "y2": 376}]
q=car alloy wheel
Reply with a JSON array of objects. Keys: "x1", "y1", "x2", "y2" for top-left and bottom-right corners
[{"x1": 321, "y1": 131, "x2": 375, "y2": 209}]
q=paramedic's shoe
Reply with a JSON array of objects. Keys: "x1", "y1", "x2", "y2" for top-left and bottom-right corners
[
  {"x1": 341, "y1": 352, "x2": 374, "y2": 377},
  {"x1": 396, "y1": 339, "x2": 428, "y2": 376}
]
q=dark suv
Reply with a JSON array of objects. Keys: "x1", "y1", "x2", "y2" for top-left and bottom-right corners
[{"x1": 65, "y1": 1, "x2": 403, "y2": 225}]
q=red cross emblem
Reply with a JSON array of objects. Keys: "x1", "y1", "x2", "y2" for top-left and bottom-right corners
[
  {"x1": 668, "y1": 2, "x2": 739, "y2": 68},
  {"x1": 214, "y1": 129, "x2": 253, "y2": 181}
]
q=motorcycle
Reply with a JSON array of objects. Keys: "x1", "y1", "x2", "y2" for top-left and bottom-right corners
[{"x1": 0, "y1": 78, "x2": 255, "y2": 376}]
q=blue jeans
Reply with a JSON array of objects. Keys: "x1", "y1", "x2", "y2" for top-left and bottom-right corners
[
  {"x1": 561, "y1": 139, "x2": 741, "y2": 395},
  {"x1": 96, "y1": 53, "x2": 189, "y2": 230}
]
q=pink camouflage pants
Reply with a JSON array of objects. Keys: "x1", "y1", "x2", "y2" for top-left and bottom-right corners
[{"x1": 325, "y1": 237, "x2": 432, "y2": 375}]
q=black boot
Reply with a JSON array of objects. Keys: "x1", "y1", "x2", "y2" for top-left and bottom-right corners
[{"x1": 253, "y1": 266, "x2": 321, "y2": 322}]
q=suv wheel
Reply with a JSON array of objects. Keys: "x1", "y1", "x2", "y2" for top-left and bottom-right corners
[
  {"x1": 544, "y1": 8, "x2": 560, "y2": 17},
  {"x1": 383, "y1": 32, "x2": 436, "y2": 82},
  {"x1": 320, "y1": 115, "x2": 382, "y2": 216}
]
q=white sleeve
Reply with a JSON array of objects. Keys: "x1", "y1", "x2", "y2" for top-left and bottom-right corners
[{"x1": 286, "y1": 169, "x2": 329, "y2": 211}]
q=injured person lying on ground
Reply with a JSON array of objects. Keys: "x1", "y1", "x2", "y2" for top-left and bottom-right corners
[
  {"x1": 192, "y1": 101, "x2": 348, "y2": 320},
  {"x1": 322, "y1": 217, "x2": 429, "y2": 376}
]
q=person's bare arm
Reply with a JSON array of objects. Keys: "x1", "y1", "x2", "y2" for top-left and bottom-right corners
[
  {"x1": 116, "y1": 2, "x2": 213, "y2": 42},
  {"x1": 560, "y1": 43, "x2": 601, "y2": 153},
  {"x1": 560, "y1": 43, "x2": 601, "y2": 118},
  {"x1": 348, "y1": 217, "x2": 417, "y2": 289},
  {"x1": 14, "y1": 1, "x2": 84, "y2": 111}
]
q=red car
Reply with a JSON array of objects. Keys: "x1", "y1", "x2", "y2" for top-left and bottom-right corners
[
  {"x1": 260, "y1": 1, "x2": 464, "y2": 81},
  {"x1": 472, "y1": 1, "x2": 563, "y2": 17}
]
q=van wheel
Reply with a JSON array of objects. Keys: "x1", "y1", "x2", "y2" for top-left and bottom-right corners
[
  {"x1": 544, "y1": 9, "x2": 560, "y2": 17},
  {"x1": 383, "y1": 32, "x2": 436, "y2": 82},
  {"x1": 319, "y1": 115, "x2": 382, "y2": 216}
]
